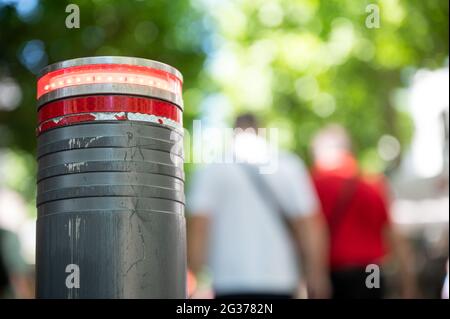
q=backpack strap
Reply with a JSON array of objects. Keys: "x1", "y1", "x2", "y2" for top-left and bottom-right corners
[
  {"x1": 238, "y1": 163, "x2": 297, "y2": 241},
  {"x1": 328, "y1": 177, "x2": 359, "y2": 235}
]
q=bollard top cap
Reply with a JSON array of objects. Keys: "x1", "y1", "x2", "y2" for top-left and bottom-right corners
[
  {"x1": 38, "y1": 56, "x2": 183, "y2": 81},
  {"x1": 36, "y1": 56, "x2": 184, "y2": 109}
]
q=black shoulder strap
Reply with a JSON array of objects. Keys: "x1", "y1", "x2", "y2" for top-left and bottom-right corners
[
  {"x1": 328, "y1": 177, "x2": 359, "y2": 235},
  {"x1": 239, "y1": 163, "x2": 296, "y2": 237}
]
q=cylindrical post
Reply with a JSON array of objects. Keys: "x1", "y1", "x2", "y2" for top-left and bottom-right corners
[{"x1": 35, "y1": 57, "x2": 186, "y2": 298}]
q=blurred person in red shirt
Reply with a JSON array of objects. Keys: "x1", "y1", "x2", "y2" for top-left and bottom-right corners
[{"x1": 310, "y1": 124, "x2": 417, "y2": 299}]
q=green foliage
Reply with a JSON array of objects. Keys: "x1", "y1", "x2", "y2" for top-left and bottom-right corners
[
  {"x1": 198, "y1": 0, "x2": 448, "y2": 168},
  {"x1": 0, "y1": 0, "x2": 208, "y2": 153}
]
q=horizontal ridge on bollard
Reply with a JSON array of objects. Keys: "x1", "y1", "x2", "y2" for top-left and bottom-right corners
[
  {"x1": 37, "y1": 160, "x2": 185, "y2": 182},
  {"x1": 37, "y1": 135, "x2": 183, "y2": 159},
  {"x1": 38, "y1": 147, "x2": 184, "y2": 169},
  {"x1": 37, "y1": 196, "x2": 184, "y2": 217},
  {"x1": 37, "y1": 172, "x2": 184, "y2": 192},
  {"x1": 37, "y1": 121, "x2": 183, "y2": 144},
  {"x1": 37, "y1": 185, "x2": 186, "y2": 206}
]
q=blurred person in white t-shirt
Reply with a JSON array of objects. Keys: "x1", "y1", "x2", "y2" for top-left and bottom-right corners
[{"x1": 187, "y1": 114, "x2": 330, "y2": 299}]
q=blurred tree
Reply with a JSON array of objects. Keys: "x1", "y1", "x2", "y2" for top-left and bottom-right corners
[
  {"x1": 196, "y1": 0, "x2": 449, "y2": 171},
  {"x1": 0, "y1": 0, "x2": 208, "y2": 153}
]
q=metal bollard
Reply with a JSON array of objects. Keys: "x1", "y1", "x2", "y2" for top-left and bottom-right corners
[{"x1": 35, "y1": 57, "x2": 186, "y2": 298}]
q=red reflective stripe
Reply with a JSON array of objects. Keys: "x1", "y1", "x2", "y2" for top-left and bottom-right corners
[
  {"x1": 38, "y1": 96, "x2": 182, "y2": 124},
  {"x1": 37, "y1": 63, "x2": 182, "y2": 99}
]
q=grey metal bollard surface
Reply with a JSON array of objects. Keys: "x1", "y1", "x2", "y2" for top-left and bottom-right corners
[{"x1": 35, "y1": 57, "x2": 186, "y2": 298}]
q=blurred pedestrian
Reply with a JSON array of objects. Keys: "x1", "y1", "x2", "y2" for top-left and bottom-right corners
[
  {"x1": 310, "y1": 124, "x2": 417, "y2": 299},
  {"x1": 187, "y1": 113, "x2": 330, "y2": 299}
]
